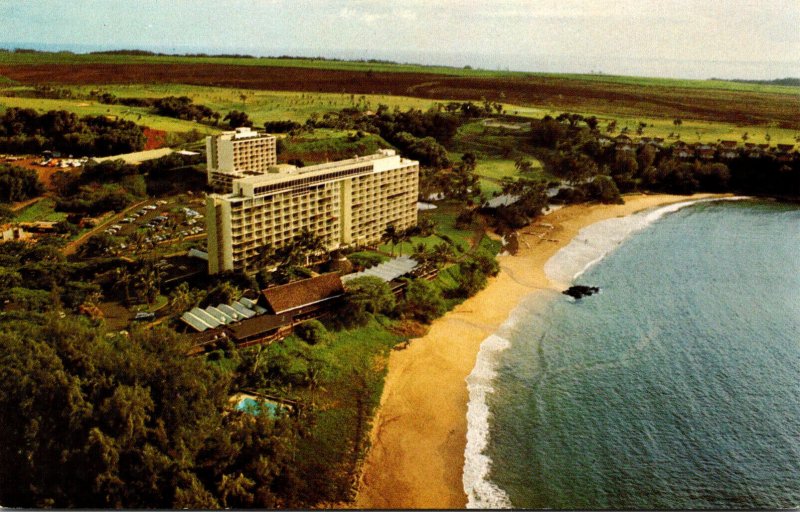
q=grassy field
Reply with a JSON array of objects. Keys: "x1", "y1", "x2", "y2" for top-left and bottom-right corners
[
  {"x1": 0, "y1": 92, "x2": 220, "y2": 134},
  {"x1": 503, "y1": 106, "x2": 800, "y2": 145},
  {"x1": 3, "y1": 85, "x2": 796, "y2": 146},
  {"x1": 280, "y1": 129, "x2": 391, "y2": 164},
  {"x1": 13, "y1": 197, "x2": 67, "y2": 222},
  {"x1": 61, "y1": 84, "x2": 441, "y2": 124}
]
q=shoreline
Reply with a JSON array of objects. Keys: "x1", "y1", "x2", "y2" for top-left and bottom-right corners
[{"x1": 354, "y1": 193, "x2": 727, "y2": 509}]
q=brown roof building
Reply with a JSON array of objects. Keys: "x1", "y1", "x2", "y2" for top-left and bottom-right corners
[{"x1": 259, "y1": 273, "x2": 345, "y2": 315}]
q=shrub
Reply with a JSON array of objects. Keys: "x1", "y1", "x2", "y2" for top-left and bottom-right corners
[
  {"x1": 347, "y1": 252, "x2": 386, "y2": 269},
  {"x1": 401, "y1": 279, "x2": 446, "y2": 323},
  {"x1": 295, "y1": 319, "x2": 331, "y2": 345}
]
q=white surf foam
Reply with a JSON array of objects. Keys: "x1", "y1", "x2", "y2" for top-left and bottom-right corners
[
  {"x1": 544, "y1": 197, "x2": 750, "y2": 287},
  {"x1": 464, "y1": 333, "x2": 513, "y2": 509}
]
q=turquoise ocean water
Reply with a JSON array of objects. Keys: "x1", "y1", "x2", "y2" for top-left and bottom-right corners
[{"x1": 464, "y1": 199, "x2": 800, "y2": 509}]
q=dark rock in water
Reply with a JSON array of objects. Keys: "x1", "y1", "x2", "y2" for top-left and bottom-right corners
[{"x1": 563, "y1": 285, "x2": 600, "y2": 299}]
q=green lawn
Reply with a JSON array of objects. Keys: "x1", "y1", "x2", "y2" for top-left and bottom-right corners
[
  {"x1": 0, "y1": 93, "x2": 221, "y2": 134},
  {"x1": 13, "y1": 197, "x2": 66, "y2": 222},
  {"x1": 60, "y1": 85, "x2": 442, "y2": 124},
  {"x1": 281, "y1": 129, "x2": 390, "y2": 163}
]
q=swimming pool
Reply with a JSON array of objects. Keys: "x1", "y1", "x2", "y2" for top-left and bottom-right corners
[{"x1": 235, "y1": 397, "x2": 280, "y2": 417}]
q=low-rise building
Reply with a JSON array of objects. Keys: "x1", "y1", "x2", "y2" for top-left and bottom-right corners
[{"x1": 0, "y1": 224, "x2": 31, "y2": 242}]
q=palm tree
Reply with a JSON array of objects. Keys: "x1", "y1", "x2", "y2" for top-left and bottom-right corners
[
  {"x1": 114, "y1": 267, "x2": 132, "y2": 305},
  {"x1": 412, "y1": 242, "x2": 429, "y2": 264},
  {"x1": 381, "y1": 224, "x2": 401, "y2": 256},
  {"x1": 298, "y1": 228, "x2": 325, "y2": 265},
  {"x1": 432, "y1": 242, "x2": 454, "y2": 268},
  {"x1": 169, "y1": 282, "x2": 194, "y2": 314}
]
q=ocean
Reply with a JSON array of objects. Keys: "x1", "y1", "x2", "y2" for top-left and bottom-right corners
[{"x1": 465, "y1": 198, "x2": 800, "y2": 509}]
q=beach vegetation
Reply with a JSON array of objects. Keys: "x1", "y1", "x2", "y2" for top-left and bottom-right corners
[
  {"x1": 339, "y1": 276, "x2": 397, "y2": 328},
  {"x1": 400, "y1": 278, "x2": 447, "y2": 323}
]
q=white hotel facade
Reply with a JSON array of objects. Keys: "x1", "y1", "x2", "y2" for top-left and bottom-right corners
[
  {"x1": 206, "y1": 127, "x2": 277, "y2": 191},
  {"x1": 206, "y1": 146, "x2": 419, "y2": 275}
]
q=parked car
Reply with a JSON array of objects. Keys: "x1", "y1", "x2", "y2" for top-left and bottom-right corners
[{"x1": 133, "y1": 312, "x2": 155, "y2": 321}]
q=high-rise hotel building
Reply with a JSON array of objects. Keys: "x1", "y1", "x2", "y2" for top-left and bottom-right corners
[
  {"x1": 206, "y1": 149, "x2": 419, "y2": 274},
  {"x1": 206, "y1": 127, "x2": 277, "y2": 191}
]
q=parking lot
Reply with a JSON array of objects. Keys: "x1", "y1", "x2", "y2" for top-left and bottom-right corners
[{"x1": 103, "y1": 196, "x2": 207, "y2": 256}]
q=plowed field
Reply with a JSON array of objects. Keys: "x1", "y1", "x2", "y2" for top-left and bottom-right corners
[{"x1": 1, "y1": 63, "x2": 798, "y2": 129}]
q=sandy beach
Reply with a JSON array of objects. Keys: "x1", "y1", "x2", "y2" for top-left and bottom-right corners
[{"x1": 354, "y1": 193, "x2": 725, "y2": 509}]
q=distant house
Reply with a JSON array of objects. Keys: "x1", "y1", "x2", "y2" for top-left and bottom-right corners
[
  {"x1": 614, "y1": 133, "x2": 635, "y2": 153},
  {"x1": 0, "y1": 225, "x2": 30, "y2": 243},
  {"x1": 697, "y1": 144, "x2": 715, "y2": 160},
  {"x1": 672, "y1": 142, "x2": 694, "y2": 159},
  {"x1": 718, "y1": 141, "x2": 739, "y2": 159},
  {"x1": 743, "y1": 143, "x2": 762, "y2": 158}
]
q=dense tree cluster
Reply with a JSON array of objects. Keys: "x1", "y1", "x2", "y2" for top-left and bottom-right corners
[
  {"x1": 264, "y1": 120, "x2": 303, "y2": 133},
  {"x1": 50, "y1": 152, "x2": 204, "y2": 218},
  {"x1": 0, "y1": 108, "x2": 145, "y2": 156},
  {"x1": 153, "y1": 96, "x2": 218, "y2": 123},
  {"x1": 310, "y1": 104, "x2": 491, "y2": 168},
  {"x1": 224, "y1": 110, "x2": 253, "y2": 129},
  {"x1": 0, "y1": 239, "x2": 103, "y2": 313},
  {"x1": 0, "y1": 318, "x2": 305, "y2": 508},
  {"x1": 93, "y1": 93, "x2": 222, "y2": 124},
  {"x1": 525, "y1": 110, "x2": 800, "y2": 199},
  {"x1": 0, "y1": 164, "x2": 44, "y2": 202}
]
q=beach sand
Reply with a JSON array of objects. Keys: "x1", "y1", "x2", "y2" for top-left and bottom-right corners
[{"x1": 354, "y1": 193, "x2": 725, "y2": 509}]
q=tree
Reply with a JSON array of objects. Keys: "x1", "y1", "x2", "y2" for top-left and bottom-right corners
[
  {"x1": 584, "y1": 175, "x2": 623, "y2": 204},
  {"x1": 401, "y1": 279, "x2": 445, "y2": 323},
  {"x1": 530, "y1": 117, "x2": 566, "y2": 149},
  {"x1": 294, "y1": 319, "x2": 331, "y2": 345},
  {"x1": 514, "y1": 157, "x2": 534, "y2": 175},
  {"x1": 381, "y1": 224, "x2": 401, "y2": 256},
  {"x1": 456, "y1": 260, "x2": 488, "y2": 297},
  {"x1": 430, "y1": 242, "x2": 454, "y2": 268},
  {"x1": 341, "y1": 276, "x2": 396, "y2": 326},
  {"x1": 556, "y1": 153, "x2": 599, "y2": 185},
  {"x1": 78, "y1": 233, "x2": 116, "y2": 258},
  {"x1": 223, "y1": 110, "x2": 253, "y2": 129},
  {"x1": 0, "y1": 319, "x2": 304, "y2": 508},
  {"x1": 0, "y1": 204, "x2": 13, "y2": 223}
]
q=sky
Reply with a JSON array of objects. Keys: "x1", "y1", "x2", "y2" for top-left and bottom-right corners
[{"x1": 1, "y1": 0, "x2": 799, "y2": 80}]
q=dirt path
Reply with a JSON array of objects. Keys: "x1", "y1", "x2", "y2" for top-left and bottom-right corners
[{"x1": 62, "y1": 199, "x2": 149, "y2": 256}]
